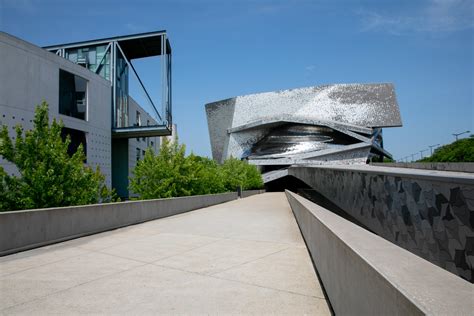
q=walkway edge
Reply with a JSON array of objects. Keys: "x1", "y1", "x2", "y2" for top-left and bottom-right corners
[
  {"x1": 285, "y1": 190, "x2": 473, "y2": 315},
  {"x1": 0, "y1": 191, "x2": 263, "y2": 256}
]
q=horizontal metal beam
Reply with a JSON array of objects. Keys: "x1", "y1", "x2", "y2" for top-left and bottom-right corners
[
  {"x1": 115, "y1": 41, "x2": 163, "y2": 122},
  {"x1": 112, "y1": 125, "x2": 171, "y2": 139},
  {"x1": 43, "y1": 30, "x2": 167, "y2": 51}
]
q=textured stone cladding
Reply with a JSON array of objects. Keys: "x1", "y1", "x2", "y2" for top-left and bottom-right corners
[{"x1": 290, "y1": 167, "x2": 474, "y2": 282}]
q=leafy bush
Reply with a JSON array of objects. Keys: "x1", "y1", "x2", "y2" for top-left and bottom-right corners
[
  {"x1": 420, "y1": 135, "x2": 474, "y2": 162},
  {"x1": 130, "y1": 139, "x2": 263, "y2": 199},
  {"x1": 0, "y1": 102, "x2": 113, "y2": 212},
  {"x1": 187, "y1": 154, "x2": 226, "y2": 195},
  {"x1": 220, "y1": 157, "x2": 264, "y2": 191},
  {"x1": 130, "y1": 139, "x2": 194, "y2": 199}
]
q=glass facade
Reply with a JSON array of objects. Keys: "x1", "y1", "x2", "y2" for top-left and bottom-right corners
[
  {"x1": 64, "y1": 43, "x2": 129, "y2": 128},
  {"x1": 115, "y1": 49, "x2": 129, "y2": 128},
  {"x1": 136, "y1": 111, "x2": 141, "y2": 141},
  {"x1": 59, "y1": 69, "x2": 87, "y2": 120},
  {"x1": 135, "y1": 111, "x2": 141, "y2": 126},
  {"x1": 65, "y1": 45, "x2": 111, "y2": 81}
]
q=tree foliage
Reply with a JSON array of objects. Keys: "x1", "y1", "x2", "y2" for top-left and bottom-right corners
[
  {"x1": 0, "y1": 102, "x2": 113, "y2": 212},
  {"x1": 220, "y1": 157, "x2": 265, "y2": 191},
  {"x1": 130, "y1": 138, "x2": 263, "y2": 199},
  {"x1": 419, "y1": 135, "x2": 474, "y2": 162}
]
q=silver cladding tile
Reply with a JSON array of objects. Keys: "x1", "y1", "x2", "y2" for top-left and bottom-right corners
[{"x1": 227, "y1": 83, "x2": 401, "y2": 129}]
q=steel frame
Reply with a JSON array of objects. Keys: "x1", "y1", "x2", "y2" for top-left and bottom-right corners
[{"x1": 45, "y1": 31, "x2": 172, "y2": 137}]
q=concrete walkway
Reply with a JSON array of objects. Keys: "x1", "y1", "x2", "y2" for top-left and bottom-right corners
[{"x1": 0, "y1": 193, "x2": 330, "y2": 315}]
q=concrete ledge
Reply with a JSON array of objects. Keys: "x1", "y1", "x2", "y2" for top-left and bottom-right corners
[
  {"x1": 241, "y1": 189, "x2": 266, "y2": 198},
  {"x1": 371, "y1": 162, "x2": 474, "y2": 173},
  {"x1": 0, "y1": 192, "x2": 239, "y2": 256},
  {"x1": 288, "y1": 165, "x2": 474, "y2": 281},
  {"x1": 285, "y1": 190, "x2": 473, "y2": 315},
  {"x1": 291, "y1": 164, "x2": 474, "y2": 185}
]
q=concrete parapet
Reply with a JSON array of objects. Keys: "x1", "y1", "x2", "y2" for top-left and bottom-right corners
[
  {"x1": 285, "y1": 190, "x2": 473, "y2": 315},
  {"x1": 289, "y1": 165, "x2": 474, "y2": 281},
  {"x1": 371, "y1": 162, "x2": 474, "y2": 173},
  {"x1": 241, "y1": 189, "x2": 266, "y2": 198},
  {"x1": 0, "y1": 192, "x2": 246, "y2": 256}
]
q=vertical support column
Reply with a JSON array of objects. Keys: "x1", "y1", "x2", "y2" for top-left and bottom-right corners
[
  {"x1": 111, "y1": 41, "x2": 117, "y2": 128},
  {"x1": 167, "y1": 43, "x2": 172, "y2": 127},
  {"x1": 161, "y1": 34, "x2": 166, "y2": 125}
]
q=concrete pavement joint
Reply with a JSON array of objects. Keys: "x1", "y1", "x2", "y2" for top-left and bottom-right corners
[
  {"x1": 222, "y1": 235, "x2": 301, "y2": 247},
  {"x1": 74, "y1": 229, "x2": 165, "y2": 252},
  {"x1": 208, "y1": 246, "x2": 291, "y2": 276},
  {"x1": 152, "y1": 262, "x2": 326, "y2": 300},
  {"x1": 0, "y1": 247, "x2": 94, "y2": 278},
  {"x1": 0, "y1": 262, "x2": 150, "y2": 312},
  {"x1": 210, "y1": 274, "x2": 328, "y2": 300},
  {"x1": 92, "y1": 249, "x2": 154, "y2": 265},
  {"x1": 143, "y1": 236, "x2": 225, "y2": 264}
]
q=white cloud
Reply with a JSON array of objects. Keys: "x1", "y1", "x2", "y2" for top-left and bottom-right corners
[{"x1": 358, "y1": 0, "x2": 473, "y2": 35}]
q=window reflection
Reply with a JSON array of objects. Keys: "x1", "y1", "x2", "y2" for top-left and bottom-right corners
[{"x1": 59, "y1": 69, "x2": 87, "y2": 120}]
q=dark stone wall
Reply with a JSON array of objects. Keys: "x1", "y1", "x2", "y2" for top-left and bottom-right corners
[
  {"x1": 371, "y1": 162, "x2": 474, "y2": 173},
  {"x1": 289, "y1": 166, "x2": 474, "y2": 282}
]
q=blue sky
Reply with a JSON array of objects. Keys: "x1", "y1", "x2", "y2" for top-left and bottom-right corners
[{"x1": 1, "y1": 0, "x2": 473, "y2": 160}]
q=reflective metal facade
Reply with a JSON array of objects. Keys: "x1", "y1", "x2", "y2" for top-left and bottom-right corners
[{"x1": 205, "y1": 83, "x2": 402, "y2": 183}]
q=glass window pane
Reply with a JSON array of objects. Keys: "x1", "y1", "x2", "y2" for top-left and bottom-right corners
[{"x1": 59, "y1": 69, "x2": 87, "y2": 120}]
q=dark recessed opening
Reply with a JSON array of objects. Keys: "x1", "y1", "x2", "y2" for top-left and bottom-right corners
[
  {"x1": 61, "y1": 127, "x2": 87, "y2": 162},
  {"x1": 265, "y1": 175, "x2": 311, "y2": 192},
  {"x1": 59, "y1": 69, "x2": 87, "y2": 120}
]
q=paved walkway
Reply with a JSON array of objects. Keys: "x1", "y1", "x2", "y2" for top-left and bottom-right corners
[{"x1": 0, "y1": 193, "x2": 330, "y2": 315}]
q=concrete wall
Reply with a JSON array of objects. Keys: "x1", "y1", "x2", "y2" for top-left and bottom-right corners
[
  {"x1": 289, "y1": 165, "x2": 474, "y2": 282},
  {"x1": 0, "y1": 32, "x2": 113, "y2": 186},
  {"x1": 285, "y1": 190, "x2": 473, "y2": 315},
  {"x1": 372, "y1": 162, "x2": 474, "y2": 173},
  {"x1": 241, "y1": 189, "x2": 266, "y2": 198},
  {"x1": 0, "y1": 193, "x2": 238, "y2": 256}
]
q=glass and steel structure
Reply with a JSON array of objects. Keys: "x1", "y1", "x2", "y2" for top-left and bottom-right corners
[{"x1": 44, "y1": 30, "x2": 172, "y2": 138}]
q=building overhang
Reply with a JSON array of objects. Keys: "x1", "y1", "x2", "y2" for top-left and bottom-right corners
[
  {"x1": 43, "y1": 30, "x2": 171, "y2": 59},
  {"x1": 112, "y1": 125, "x2": 171, "y2": 139},
  {"x1": 44, "y1": 30, "x2": 173, "y2": 138}
]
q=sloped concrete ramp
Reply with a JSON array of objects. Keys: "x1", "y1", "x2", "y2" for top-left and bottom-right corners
[{"x1": 0, "y1": 193, "x2": 330, "y2": 314}]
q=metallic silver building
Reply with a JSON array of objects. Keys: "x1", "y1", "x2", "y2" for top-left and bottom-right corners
[{"x1": 206, "y1": 83, "x2": 402, "y2": 183}]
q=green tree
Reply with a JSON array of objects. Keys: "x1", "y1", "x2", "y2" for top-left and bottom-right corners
[
  {"x1": 130, "y1": 140, "x2": 264, "y2": 200},
  {"x1": 221, "y1": 157, "x2": 264, "y2": 191},
  {"x1": 0, "y1": 101, "x2": 112, "y2": 212},
  {"x1": 130, "y1": 138, "x2": 195, "y2": 199},
  {"x1": 419, "y1": 135, "x2": 474, "y2": 162},
  {"x1": 187, "y1": 154, "x2": 225, "y2": 195}
]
